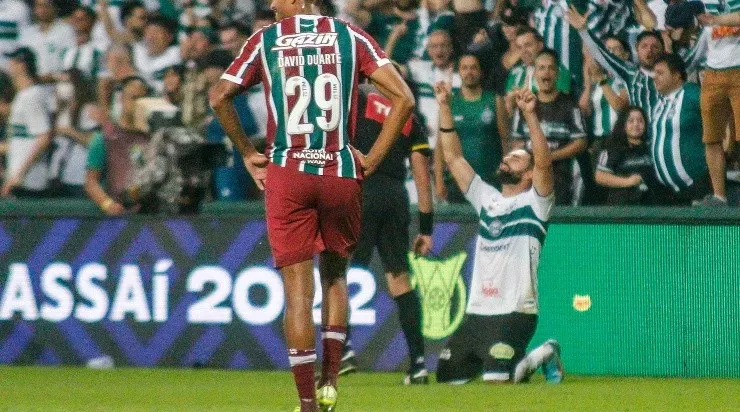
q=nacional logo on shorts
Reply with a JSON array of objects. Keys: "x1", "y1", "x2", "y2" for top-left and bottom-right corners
[
  {"x1": 291, "y1": 149, "x2": 335, "y2": 167},
  {"x1": 272, "y1": 33, "x2": 338, "y2": 51},
  {"x1": 409, "y1": 252, "x2": 468, "y2": 340}
]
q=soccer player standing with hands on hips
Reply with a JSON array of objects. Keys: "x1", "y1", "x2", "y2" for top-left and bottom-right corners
[
  {"x1": 209, "y1": 0, "x2": 414, "y2": 410},
  {"x1": 434, "y1": 84, "x2": 564, "y2": 385}
]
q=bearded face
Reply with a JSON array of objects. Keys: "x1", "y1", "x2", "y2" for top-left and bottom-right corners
[{"x1": 495, "y1": 168, "x2": 523, "y2": 185}]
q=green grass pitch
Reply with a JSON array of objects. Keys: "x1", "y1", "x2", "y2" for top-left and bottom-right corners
[{"x1": 0, "y1": 367, "x2": 737, "y2": 411}]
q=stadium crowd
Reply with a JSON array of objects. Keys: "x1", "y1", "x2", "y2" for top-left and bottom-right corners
[{"x1": 0, "y1": 0, "x2": 738, "y2": 213}]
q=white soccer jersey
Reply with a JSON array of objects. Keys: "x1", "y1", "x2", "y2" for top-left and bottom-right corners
[
  {"x1": 19, "y1": 20, "x2": 76, "y2": 76},
  {"x1": 0, "y1": 0, "x2": 31, "y2": 70},
  {"x1": 464, "y1": 175, "x2": 554, "y2": 316},
  {"x1": 407, "y1": 59, "x2": 461, "y2": 148},
  {"x1": 6, "y1": 85, "x2": 52, "y2": 191},
  {"x1": 132, "y1": 43, "x2": 182, "y2": 94},
  {"x1": 61, "y1": 41, "x2": 105, "y2": 80}
]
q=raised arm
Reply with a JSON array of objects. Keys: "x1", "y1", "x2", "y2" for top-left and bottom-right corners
[
  {"x1": 568, "y1": 6, "x2": 635, "y2": 85},
  {"x1": 699, "y1": 11, "x2": 740, "y2": 26},
  {"x1": 434, "y1": 82, "x2": 475, "y2": 194},
  {"x1": 633, "y1": 0, "x2": 658, "y2": 31},
  {"x1": 515, "y1": 89, "x2": 553, "y2": 197}
]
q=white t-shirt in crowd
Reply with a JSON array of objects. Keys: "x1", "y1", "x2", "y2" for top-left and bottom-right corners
[{"x1": 6, "y1": 85, "x2": 53, "y2": 191}]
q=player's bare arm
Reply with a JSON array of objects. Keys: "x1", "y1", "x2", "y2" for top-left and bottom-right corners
[
  {"x1": 354, "y1": 64, "x2": 415, "y2": 176},
  {"x1": 434, "y1": 81, "x2": 476, "y2": 194},
  {"x1": 515, "y1": 89, "x2": 554, "y2": 197},
  {"x1": 209, "y1": 80, "x2": 268, "y2": 190}
]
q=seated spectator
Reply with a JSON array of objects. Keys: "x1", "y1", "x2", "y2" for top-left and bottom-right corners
[
  {"x1": 595, "y1": 106, "x2": 658, "y2": 205},
  {"x1": 84, "y1": 76, "x2": 150, "y2": 215},
  {"x1": 202, "y1": 50, "x2": 260, "y2": 201},
  {"x1": 435, "y1": 54, "x2": 504, "y2": 204},
  {"x1": 48, "y1": 69, "x2": 100, "y2": 198},
  {"x1": 0, "y1": 0, "x2": 31, "y2": 72},
  {"x1": 1, "y1": 47, "x2": 52, "y2": 198},
  {"x1": 511, "y1": 49, "x2": 587, "y2": 205},
  {"x1": 650, "y1": 54, "x2": 709, "y2": 206},
  {"x1": 132, "y1": 14, "x2": 181, "y2": 94},
  {"x1": 19, "y1": 0, "x2": 76, "y2": 82}
]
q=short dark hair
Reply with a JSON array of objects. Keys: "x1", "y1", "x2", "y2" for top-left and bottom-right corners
[
  {"x1": 656, "y1": 53, "x2": 688, "y2": 81},
  {"x1": 146, "y1": 14, "x2": 178, "y2": 34},
  {"x1": 75, "y1": 5, "x2": 97, "y2": 22},
  {"x1": 636, "y1": 30, "x2": 664, "y2": 48},
  {"x1": 254, "y1": 9, "x2": 276, "y2": 23},
  {"x1": 120, "y1": 0, "x2": 145, "y2": 25},
  {"x1": 220, "y1": 21, "x2": 251, "y2": 37},
  {"x1": 515, "y1": 26, "x2": 543, "y2": 43},
  {"x1": 535, "y1": 48, "x2": 559, "y2": 69}
]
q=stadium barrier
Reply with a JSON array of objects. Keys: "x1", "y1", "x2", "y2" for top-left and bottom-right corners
[{"x1": 0, "y1": 199, "x2": 738, "y2": 378}]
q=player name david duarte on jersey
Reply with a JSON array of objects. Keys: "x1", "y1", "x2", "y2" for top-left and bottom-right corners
[{"x1": 221, "y1": 15, "x2": 390, "y2": 179}]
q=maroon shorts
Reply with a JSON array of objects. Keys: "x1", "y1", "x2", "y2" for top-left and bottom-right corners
[{"x1": 265, "y1": 163, "x2": 362, "y2": 268}]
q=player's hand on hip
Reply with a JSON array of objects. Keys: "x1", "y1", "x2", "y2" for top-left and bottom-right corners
[
  {"x1": 243, "y1": 152, "x2": 269, "y2": 190},
  {"x1": 413, "y1": 234, "x2": 433, "y2": 256},
  {"x1": 350, "y1": 145, "x2": 377, "y2": 176}
]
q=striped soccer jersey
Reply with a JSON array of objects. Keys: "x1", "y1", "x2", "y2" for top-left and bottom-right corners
[
  {"x1": 590, "y1": 77, "x2": 628, "y2": 139},
  {"x1": 586, "y1": 0, "x2": 633, "y2": 38},
  {"x1": 222, "y1": 15, "x2": 390, "y2": 179},
  {"x1": 535, "y1": 0, "x2": 583, "y2": 86},
  {"x1": 650, "y1": 83, "x2": 707, "y2": 193},
  {"x1": 702, "y1": 0, "x2": 740, "y2": 70},
  {"x1": 61, "y1": 41, "x2": 105, "y2": 81},
  {"x1": 580, "y1": 28, "x2": 709, "y2": 119},
  {"x1": 0, "y1": 0, "x2": 30, "y2": 70},
  {"x1": 464, "y1": 175, "x2": 554, "y2": 316}
]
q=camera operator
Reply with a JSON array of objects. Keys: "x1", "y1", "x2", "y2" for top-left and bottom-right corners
[{"x1": 84, "y1": 76, "x2": 150, "y2": 215}]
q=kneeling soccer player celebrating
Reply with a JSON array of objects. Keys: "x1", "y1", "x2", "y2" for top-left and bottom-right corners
[{"x1": 434, "y1": 84, "x2": 564, "y2": 384}]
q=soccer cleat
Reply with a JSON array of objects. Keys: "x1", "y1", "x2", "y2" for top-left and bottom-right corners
[
  {"x1": 542, "y1": 339, "x2": 564, "y2": 384},
  {"x1": 403, "y1": 361, "x2": 429, "y2": 385},
  {"x1": 316, "y1": 384, "x2": 338, "y2": 412},
  {"x1": 692, "y1": 194, "x2": 728, "y2": 207},
  {"x1": 338, "y1": 350, "x2": 358, "y2": 376}
]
